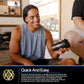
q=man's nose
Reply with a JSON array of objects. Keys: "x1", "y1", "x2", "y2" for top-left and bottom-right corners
[{"x1": 34, "y1": 17, "x2": 39, "y2": 21}]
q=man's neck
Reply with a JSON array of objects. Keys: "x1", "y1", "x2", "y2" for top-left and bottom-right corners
[{"x1": 26, "y1": 24, "x2": 39, "y2": 32}]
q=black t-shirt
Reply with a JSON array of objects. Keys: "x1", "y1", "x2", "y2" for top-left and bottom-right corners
[{"x1": 72, "y1": 0, "x2": 84, "y2": 20}]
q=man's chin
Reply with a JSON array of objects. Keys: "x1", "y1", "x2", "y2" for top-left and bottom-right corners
[{"x1": 34, "y1": 25, "x2": 40, "y2": 29}]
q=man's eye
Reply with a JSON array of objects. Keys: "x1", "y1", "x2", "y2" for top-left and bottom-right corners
[
  {"x1": 36, "y1": 15, "x2": 39, "y2": 17},
  {"x1": 30, "y1": 16, "x2": 34, "y2": 19}
]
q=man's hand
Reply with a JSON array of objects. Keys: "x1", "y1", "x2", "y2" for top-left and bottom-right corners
[
  {"x1": 51, "y1": 48, "x2": 69, "y2": 59},
  {"x1": 56, "y1": 48, "x2": 69, "y2": 55}
]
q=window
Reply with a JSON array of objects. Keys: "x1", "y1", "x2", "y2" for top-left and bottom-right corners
[{"x1": 29, "y1": 0, "x2": 61, "y2": 41}]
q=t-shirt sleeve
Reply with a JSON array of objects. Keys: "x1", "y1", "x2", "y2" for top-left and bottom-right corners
[{"x1": 71, "y1": 0, "x2": 83, "y2": 20}]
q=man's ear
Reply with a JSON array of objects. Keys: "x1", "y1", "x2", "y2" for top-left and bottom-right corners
[{"x1": 25, "y1": 17, "x2": 29, "y2": 23}]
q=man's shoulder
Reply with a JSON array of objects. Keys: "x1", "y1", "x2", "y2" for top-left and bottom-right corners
[
  {"x1": 13, "y1": 25, "x2": 21, "y2": 32},
  {"x1": 45, "y1": 28, "x2": 51, "y2": 34},
  {"x1": 40, "y1": 25, "x2": 45, "y2": 30},
  {"x1": 44, "y1": 28, "x2": 52, "y2": 40},
  {"x1": 40, "y1": 25, "x2": 49, "y2": 32},
  {"x1": 12, "y1": 25, "x2": 21, "y2": 38},
  {"x1": 39, "y1": 25, "x2": 52, "y2": 36},
  {"x1": 11, "y1": 25, "x2": 21, "y2": 42}
]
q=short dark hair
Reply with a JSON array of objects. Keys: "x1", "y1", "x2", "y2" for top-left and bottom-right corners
[{"x1": 23, "y1": 5, "x2": 39, "y2": 23}]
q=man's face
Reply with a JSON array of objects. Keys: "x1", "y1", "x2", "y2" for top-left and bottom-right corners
[{"x1": 25, "y1": 8, "x2": 40, "y2": 29}]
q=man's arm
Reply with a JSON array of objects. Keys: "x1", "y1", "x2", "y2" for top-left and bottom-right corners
[
  {"x1": 72, "y1": 0, "x2": 84, "y2": 32},
  {"x1": 9, "y1": 26, "x2": 34, "y2": 65},
  {"x1": 73, "y1": 17, "x2": 84, "y2": 32},
  {"x1": 45, "y1": 29, "x2": 68, "y2": 59}
]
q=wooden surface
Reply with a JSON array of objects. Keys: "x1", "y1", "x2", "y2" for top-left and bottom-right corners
[{"x1": 0, "y1": 50, "x2": 12, "y2": 65}]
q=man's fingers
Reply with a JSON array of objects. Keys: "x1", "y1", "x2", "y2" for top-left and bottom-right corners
[{"x1": 59, "y1": 48, "x2": 68, "y2": 53}]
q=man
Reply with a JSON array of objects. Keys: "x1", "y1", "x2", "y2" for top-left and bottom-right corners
[
  {"x1": 64, "y1": 0, "x2": 84, "y2": 64},
  {"x1": 9, "y1": 5, "x2": 76, "y2": 65}
]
